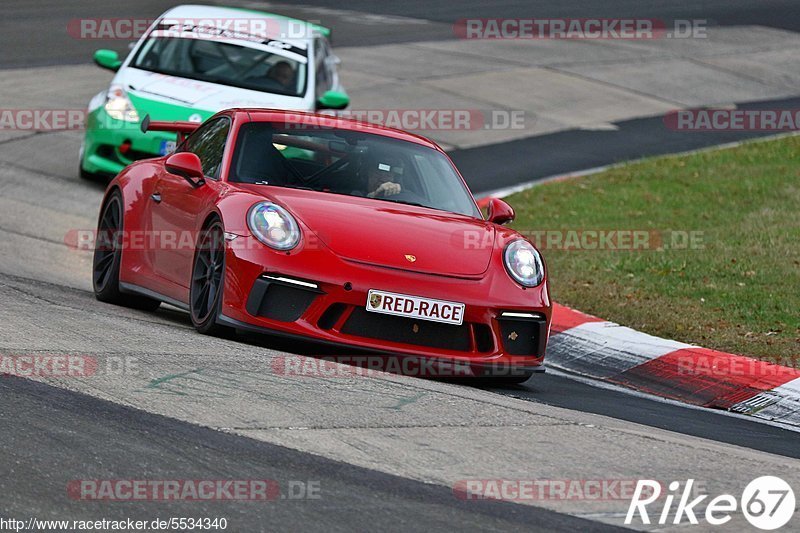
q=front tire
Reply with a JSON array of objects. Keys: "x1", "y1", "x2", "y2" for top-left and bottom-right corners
[
  {"x1": 190, "y1": 220, "x2": 231, "y2": 336},
  {"x1": 92, "y1": 191, "x2": 160, "y2": 311}
]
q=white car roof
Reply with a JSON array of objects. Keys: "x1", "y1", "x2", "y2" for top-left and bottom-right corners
[{"x1": 158, "y1": 4, "x2": 322, "y2": 46}]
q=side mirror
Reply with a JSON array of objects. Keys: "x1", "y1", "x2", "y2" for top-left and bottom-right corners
[
  {"x1": 165, "y1": 152, "x2": 205, "y2": 188},
  {"x1": 317, "y1": 90, "x2": 349, "y2": 110},
  {"x1": 486, "y1": 197, "x2": 515, "y2": 225},
  {"x1": 93, "y1": 49, "x2": 122, "y2": 72}
]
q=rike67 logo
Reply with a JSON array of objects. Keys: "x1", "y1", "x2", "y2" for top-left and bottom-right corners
[{"x1": 626, "y1": 477, "x2": 795, "y2": 530}]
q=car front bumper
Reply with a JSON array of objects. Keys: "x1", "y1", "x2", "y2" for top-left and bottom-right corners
[
  {"x1": 220, "y1": 235, "x2": 551, "y2": 374},
  {"x1": 81, "y1": 107, "x2": 179, "y2": 176}
]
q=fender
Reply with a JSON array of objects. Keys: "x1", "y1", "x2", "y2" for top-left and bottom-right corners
[{"x1": 215, "y1": 189, "x2": 272, "y2": 236}]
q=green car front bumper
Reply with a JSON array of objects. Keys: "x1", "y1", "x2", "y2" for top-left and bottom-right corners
[{"x1": 80, "y1": 98, "x2": 214, "y2": 177}]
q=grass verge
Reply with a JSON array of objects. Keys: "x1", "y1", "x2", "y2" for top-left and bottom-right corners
[{"x1": 507, "y1": 134, "x2": 800, "y2": 363}]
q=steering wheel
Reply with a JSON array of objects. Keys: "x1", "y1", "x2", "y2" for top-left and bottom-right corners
[{"x1": 303, "y1": 156, "x2": 351, "y2": 186}]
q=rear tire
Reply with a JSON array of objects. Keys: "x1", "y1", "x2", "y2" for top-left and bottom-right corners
[
  {"x1": 92, "y1": 190, "x2": 160, "y2": 311},
  {"x1": 190, "y1": 220, "x2": 231, "y2": 336}
]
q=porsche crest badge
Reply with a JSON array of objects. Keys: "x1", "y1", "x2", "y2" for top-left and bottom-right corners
[{"x1": 369, "y1": 293, "x2": 382, "y2": 309}]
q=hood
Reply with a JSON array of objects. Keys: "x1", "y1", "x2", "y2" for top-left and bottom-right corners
[
  {"x1": 120, "y1": 68, "x2": 308, "y2": 115},
  {"x1": 240, "y1": 186, "x2": 494, "y2": 277}
]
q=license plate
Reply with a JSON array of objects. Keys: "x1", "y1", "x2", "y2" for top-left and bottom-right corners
[
  {"x1": 159, "y1": 140, "x2": 176, "y2": 156},
  {"x1": 366, "y1": 290, "x2": 465, "y2": 325}
]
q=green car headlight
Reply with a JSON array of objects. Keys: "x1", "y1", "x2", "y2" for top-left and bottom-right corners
[{"x1": 105, "y1": 85, "x2": 139, "y2": 122}]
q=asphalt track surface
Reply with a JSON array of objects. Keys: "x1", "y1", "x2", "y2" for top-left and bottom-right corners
[
  {"x1": 3, "y1": 0, "x2": 800, "y2": 69},
  {"x1": 290, "y1": 0, "x2": 800, "y2": 32},
  {"x1": 3, "y1": 0, "x2": 794, "y2": 192},
  {"x1": 455, "y1": 96, "x2": 800, "y2": 194},
  {"x1": 2, "y1": 1, "x2": 799, "y2": 530},
  {"x1": 1, "y1": 376, "x2": 620, "y2": 532}
]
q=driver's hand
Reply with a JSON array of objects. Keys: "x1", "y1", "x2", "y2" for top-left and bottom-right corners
[{"x1": 369, "y1": 182, "x2": 401, "y2": 198}]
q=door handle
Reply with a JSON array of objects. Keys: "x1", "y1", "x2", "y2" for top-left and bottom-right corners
[{"x1": 151, "y1": 193, "x2": 162, "y2": 203}]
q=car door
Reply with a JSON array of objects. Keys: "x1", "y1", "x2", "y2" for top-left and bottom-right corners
[{"x1": 149, "y1": 117, "x2": 231, "y2": 303}]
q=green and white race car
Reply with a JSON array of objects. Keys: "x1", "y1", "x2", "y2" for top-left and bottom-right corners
[{"x1": 80, "y1": 4, "x2": 349, "y2": 180}]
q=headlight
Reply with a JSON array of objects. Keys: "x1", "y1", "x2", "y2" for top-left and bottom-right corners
[
  {"x1": 104, "y1": 85, "x2": 139, "y2": 122},
  {"x1": 504, "y1": 239, "x2": 544, "y2": 287},
  {"x1": 247, "y1": 202, "x2": 301, "y2": 250}
]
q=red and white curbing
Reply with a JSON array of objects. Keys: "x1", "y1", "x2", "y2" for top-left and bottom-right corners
[
  {"x1": 477, "y1": 165, "x2": 799, "y2": 428},
  {"x1": 548, "y1": 304, "x2": 800, "y2": 428}
]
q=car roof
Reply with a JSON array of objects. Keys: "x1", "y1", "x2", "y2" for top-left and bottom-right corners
[
  {"x1": 224, "y1": 109, "x2": 443, "y2": 151},
  {"x1": 160, "y1": 4, "x2": 331, "y2": 42}
]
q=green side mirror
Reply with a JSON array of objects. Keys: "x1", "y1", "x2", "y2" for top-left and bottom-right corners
[
  {"x1": 317, "y1": 90, "x2": 349, "y2": 110},
  {"x1": 93, "y1": 49, "x2": 122, "y2": 72}
]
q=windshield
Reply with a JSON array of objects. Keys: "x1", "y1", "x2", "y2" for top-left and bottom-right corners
[
  {"x1": 229, "y1": 123, "x2": 481, "y2": 217},
  {"x1": 132, "y1": 37, "x2": 307, "y2": 97}
]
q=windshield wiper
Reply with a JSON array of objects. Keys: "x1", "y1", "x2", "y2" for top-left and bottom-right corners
[
  {"x1": 378, "y1": 198, "x2": 428, "y2": 209},
  {"x1": 280, "y1": 184, "x2": 316, "y2": 191}
]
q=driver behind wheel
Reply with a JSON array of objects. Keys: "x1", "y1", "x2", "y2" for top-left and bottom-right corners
[
  {"x1": 365, "y1": 154, "x2": 404, "y2": 198},
  {"x1": 265, "y1": 61, "x2": 294, "y2": 90}
]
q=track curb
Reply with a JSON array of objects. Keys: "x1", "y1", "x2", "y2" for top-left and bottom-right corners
[{"x1": 547, "y1": 303, "x2": 800, "y2": 428}]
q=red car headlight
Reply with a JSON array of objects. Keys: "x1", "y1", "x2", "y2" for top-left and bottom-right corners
[
  {"x1": 247, "y1": 202, "x2": 301, "y2": 251},
  {"x1": 504, "y1": 239, "x2": 544, "y2": 287}
]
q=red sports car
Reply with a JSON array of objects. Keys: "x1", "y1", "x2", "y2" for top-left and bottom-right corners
[{"x1": 93, "y1": 109, "x2": 551, "y2": 382}]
